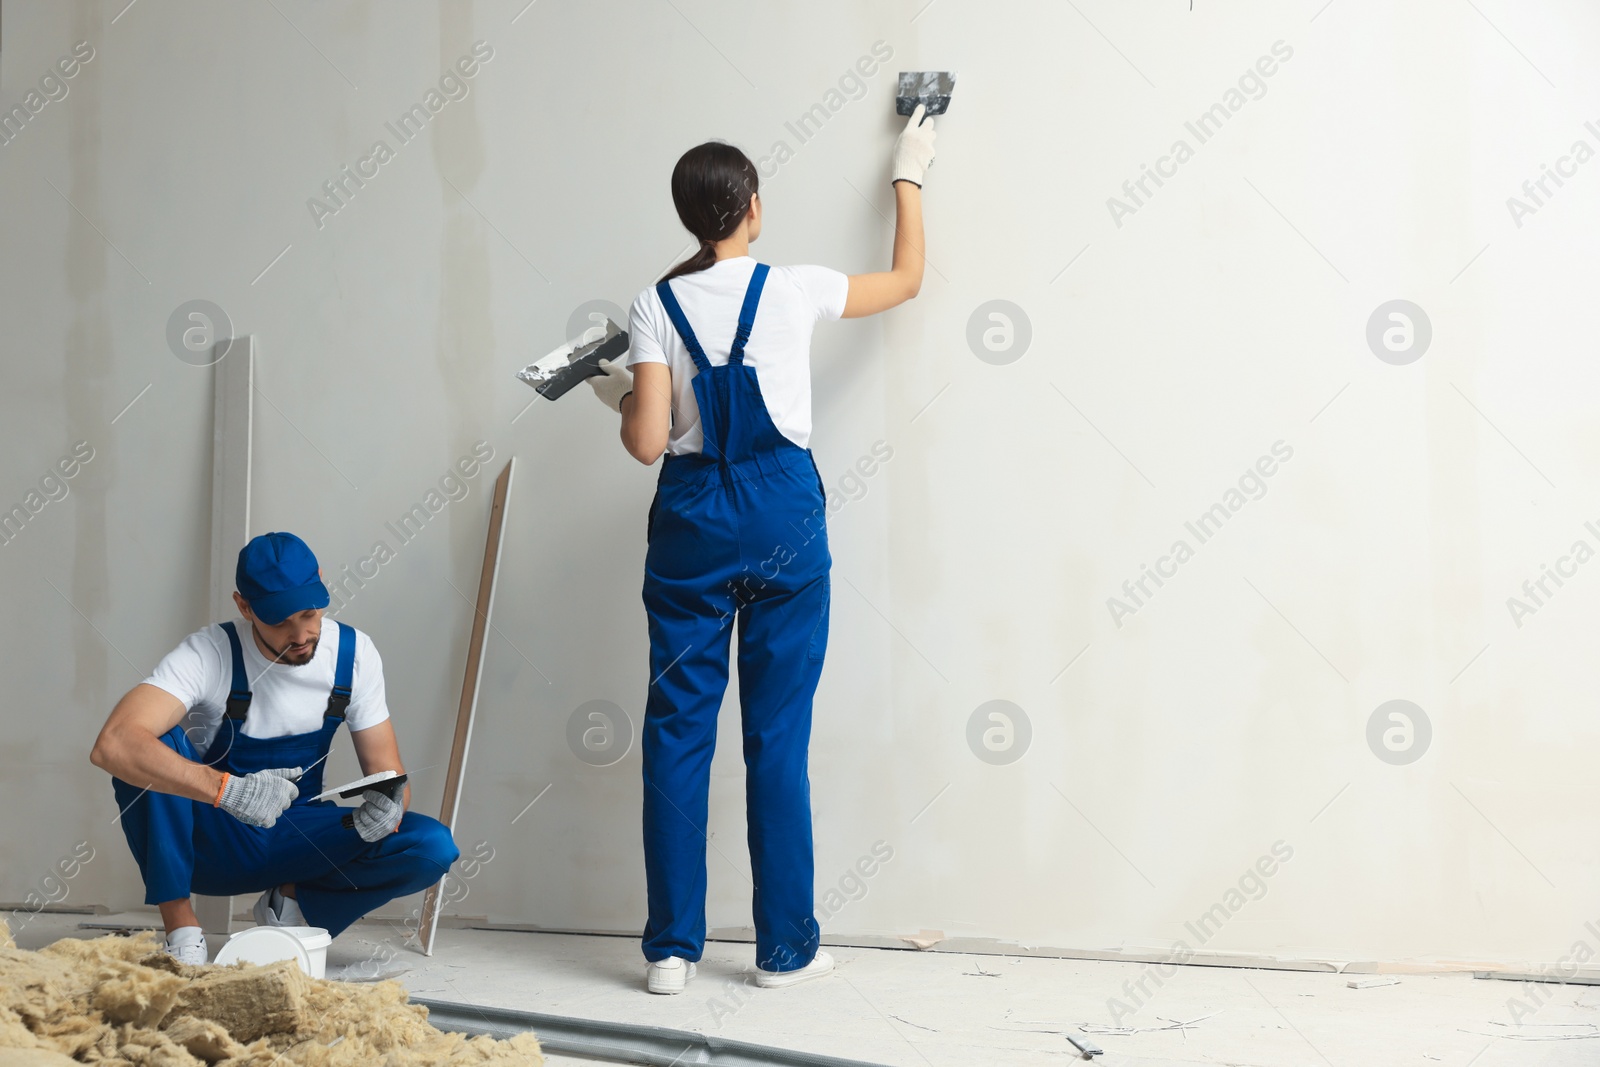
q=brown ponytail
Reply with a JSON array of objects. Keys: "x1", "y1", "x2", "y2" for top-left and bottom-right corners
[{"x1": 659, "y1": 142, "x2": 759, "y2": 283}]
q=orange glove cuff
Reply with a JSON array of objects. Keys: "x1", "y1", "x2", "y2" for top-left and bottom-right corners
[{"x1": 213, "y1": 772, "x2": 230, "y2": 808}]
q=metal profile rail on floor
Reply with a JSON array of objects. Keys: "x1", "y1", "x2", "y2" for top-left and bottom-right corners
[{"x1": 414, "y1": 997, "x2": 894, "y2": 1067}]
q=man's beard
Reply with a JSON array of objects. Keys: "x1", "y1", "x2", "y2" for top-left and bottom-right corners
[
  {"x1": 280, "y1": 641, "x2": 318, "y2": 666},
  {"x1": 256, "y1": 625, "x2": 320, "y2": 665}
]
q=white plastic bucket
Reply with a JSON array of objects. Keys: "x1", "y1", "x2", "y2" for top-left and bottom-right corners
[{"x1": 215, "y1": 925, "x2": 332, "y2": 979}]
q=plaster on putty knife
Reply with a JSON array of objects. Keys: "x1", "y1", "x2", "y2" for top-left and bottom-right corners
[
  {"x1": 312, "y1": 769, "x2": 408, "y2": 803},
  {"x1": 896, "y1": 71, "x2": 957, "y2": 119},
  {"x1": 517, "y1": 317, "x2": 630, "y2": 401}
]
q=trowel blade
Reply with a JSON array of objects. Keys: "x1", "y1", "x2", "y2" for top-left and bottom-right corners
[
  {"x1": 896, "y1": 71, "x2": 956, "y2": 117},
  {"x1": 516, "y1": 318, "x2": 629, "y2": 400}
]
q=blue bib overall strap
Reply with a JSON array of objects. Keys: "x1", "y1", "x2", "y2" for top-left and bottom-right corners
[
  {"x1": 207, "y1": 620, "x2": 355, "y2": 801},
  {"x1": 221, "y1": 619, "x2": 253, "y2": 722},
  {"x1": 326, "y1": 623, "x2": 357, "y2": 719},
  {"x1": 642, "y1": 262, "x2": 831, "y2": 974},
  {"x1": 727, "y1": 263, "x2": 769, "y2": 366},
  {"x1": 654, "y1": 275, "x2": 718, "y2": 376}
]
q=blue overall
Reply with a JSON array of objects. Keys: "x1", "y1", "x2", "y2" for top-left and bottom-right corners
[
  {"x1": 641, "y1": 263, "x2": 831, "y2": 972},
  {"x1": 111, "y1": 621, "x2": 459, "y2": 937}
]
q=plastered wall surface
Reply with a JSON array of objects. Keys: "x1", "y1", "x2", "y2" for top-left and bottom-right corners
[{"x1": 3, "y1": 0, "x2": 1597, "y2": 969}]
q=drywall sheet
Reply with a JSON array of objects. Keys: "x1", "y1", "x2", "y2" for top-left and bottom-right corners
[{"x1": 2, "y1": 0, "x2": 1597, "y2": 977}]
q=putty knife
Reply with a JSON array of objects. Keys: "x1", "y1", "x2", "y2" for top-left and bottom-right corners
[
  {"x1": 896, "y1": 71, "x2": 957, "y2": 119},
  {"x1": 312, "y1": 769, "x2": 408, "y2": 802},
  {"x1": 1067, "y1": 1034, "x2": 1103, "y2": 1058},
  {"x1": 517, "y1": 318, "x2": 630, "y2": 401}
]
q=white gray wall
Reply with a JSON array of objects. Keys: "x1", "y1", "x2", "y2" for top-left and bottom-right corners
[{"x1": 2, "y1": 0, "x2": 1595, "y2": 969}]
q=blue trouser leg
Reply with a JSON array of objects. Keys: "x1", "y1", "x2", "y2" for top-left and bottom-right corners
[
  {"x1": 641, "y1": 455, "x2": 831, "y2": 967},
  {"x1": 190, "y1": 802, "x2": 460, "y2": 937},
  {"x1": 111, "y1": 725, "x2": 202, "y2": 905},
  {"x1": 640, "y1": 573, "x2": 736, "y2": 963},
  {"x1": 113, "y1": 727, "x2": 460, "y2": 936},
  {"x1": 737, "y1": 571, "x2": 828, "y2": 972},
  {"x1": 291, "y1": 811, "x2": 460, "y2": 936}
]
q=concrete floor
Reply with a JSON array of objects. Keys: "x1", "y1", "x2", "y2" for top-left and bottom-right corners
[
  {"x1": 14, "y1": 912, "x2": 1600, "y2": 1065},
  {"x1": 378, "y1": 927, "x2": 1600, "y2": 1066}
]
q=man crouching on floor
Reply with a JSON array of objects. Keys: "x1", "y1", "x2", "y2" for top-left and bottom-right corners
[{"x1": 90, "y1": 531, "x2": 458, "y2": 963}]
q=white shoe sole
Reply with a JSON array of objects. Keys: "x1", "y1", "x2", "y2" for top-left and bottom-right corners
[
  {"x1": 647, "y1": 960, "x2": 697, "y2": 994},
  {"x1": 755, "y1": 951, "x2": 834, "y2": 989}
]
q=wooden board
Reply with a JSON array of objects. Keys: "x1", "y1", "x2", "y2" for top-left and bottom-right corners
[
  {"x1": 196, "y1": 334, "x2": 253, "y2": 938},
  {"x1": 207, "y1": 335, "x2": 253, "y2": 621},
  {"x1": 417, "y1": 456, "x2": 515, "y2": 955}
]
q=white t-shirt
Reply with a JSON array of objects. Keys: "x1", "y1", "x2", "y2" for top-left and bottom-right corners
[
  {"x1": 627, "y1": 256, "x2": 849, "y2": 455},
  {"x1": 144, "y1": 620, "x2": 391, "y2": 751}
]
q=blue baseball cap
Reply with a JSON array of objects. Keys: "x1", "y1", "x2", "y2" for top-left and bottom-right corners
[{"x1": 236, "y1": 532, "x2": 330, "y2": 625}]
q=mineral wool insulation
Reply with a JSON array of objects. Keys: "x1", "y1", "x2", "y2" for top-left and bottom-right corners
[{"x1": 0, "y1": 921, "x2": 543, "y2": 1065}]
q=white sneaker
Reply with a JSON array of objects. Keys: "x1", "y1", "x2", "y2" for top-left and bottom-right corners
[
  {"x1": 251, "y1": 886, "x2": 305, "y2": 927},
  {"x1": 164, "y1": 925, "x2": 207, "y2": 966},
  {"x1": 755, "y1": 950, "x2": 834, "y2": 989},
  {"x1": 646, "y1": 957, "x2": 697, "y2": 994}
]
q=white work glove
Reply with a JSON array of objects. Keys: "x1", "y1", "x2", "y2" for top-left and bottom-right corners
[
  {"x1": 217, "y1": 767, "x2": 301, "y2": 828},
  {"x1": 891, "y1": 103, "x2": 938, "y2": 187},
  {"x1": 587, "y1": 357, "x2": 634, "y2": 413},
  {"x1": 351, "y1": 788, "x2": 404, "y2": 843}
]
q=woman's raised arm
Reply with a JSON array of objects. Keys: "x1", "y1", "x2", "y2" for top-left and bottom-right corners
[{"x1": 843, "y1": 106, "x2": 936, "y2": 319}]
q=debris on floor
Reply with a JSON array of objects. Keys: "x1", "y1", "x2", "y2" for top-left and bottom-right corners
[
  {"x1": 1078, "y1": 1010, "x2": 1222, "y2": 1036},
  {"x1": 323, "y1": 958, "x2": 414, "y2": 983},
  {"x1": 0, "y1": 921, "x2": 543, "y2": 1065},
  {"x1": 1347, "y1": 977, "x2": 1402, "y2": 989},
  {"x1": 1459, "y1": 1021, "x2": 1600, "y2": 1041}
]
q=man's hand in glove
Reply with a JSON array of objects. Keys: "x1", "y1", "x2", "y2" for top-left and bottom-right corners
[
  {"x1": 216, "y1": 767, "x2": 302, "y2": 828},
  {"x1": 350, "y1": 781, "x2": 405, "y2": 842}
]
